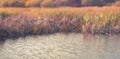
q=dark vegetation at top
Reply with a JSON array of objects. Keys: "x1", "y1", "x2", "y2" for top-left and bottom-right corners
[{"x1": 0, "y1": 0, "x2": 120, "y2": 7}]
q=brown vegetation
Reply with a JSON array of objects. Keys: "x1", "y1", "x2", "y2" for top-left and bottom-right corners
[
  {"x1": 0, "y1": 7, "x2": 120, "y2": 37},
  {"x1": 0, "y1": 0, "x2": 120, "y2": 7},
  {"x1": 111, "y1": 1, "x2": 120, "y2": 6}
]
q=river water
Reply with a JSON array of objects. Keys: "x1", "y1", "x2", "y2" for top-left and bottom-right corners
[{"x1": 0, "y1": 33, "x2": 120, "y2": 59}]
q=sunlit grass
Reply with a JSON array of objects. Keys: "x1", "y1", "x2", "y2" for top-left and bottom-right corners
[{"x1": 0, "y1": 7, "x2": 120, "y2": 37}]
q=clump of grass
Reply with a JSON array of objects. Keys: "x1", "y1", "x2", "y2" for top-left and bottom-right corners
[{"x1": 0, "y1": 12, "x2": 10, "y2": 17}]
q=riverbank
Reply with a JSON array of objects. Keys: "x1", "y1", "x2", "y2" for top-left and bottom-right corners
[{"x1": 0, "y1": 7, "x2": 120, "y2": 37}]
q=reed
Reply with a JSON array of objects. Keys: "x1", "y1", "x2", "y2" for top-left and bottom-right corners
[{"x1": 0, "y1": 7, "x2": 120, "y2": 37}]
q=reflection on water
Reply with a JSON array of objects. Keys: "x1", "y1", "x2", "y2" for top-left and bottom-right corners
[{"x1": 0, "y1": 33, "x2": 120, "y2": 59}]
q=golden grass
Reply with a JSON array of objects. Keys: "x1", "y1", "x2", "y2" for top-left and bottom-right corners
[{"x1": 0, "y1": 7, "x2": 120, "y2": 37}]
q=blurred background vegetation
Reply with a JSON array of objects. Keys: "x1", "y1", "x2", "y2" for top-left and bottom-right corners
[{"x1": 0, "y1": 0, "x2": 120, "y2": 7}]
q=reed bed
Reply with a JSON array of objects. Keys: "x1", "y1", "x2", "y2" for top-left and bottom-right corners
[{"x1": 0, "y1": 7, "x2": 120, "y2": 37}]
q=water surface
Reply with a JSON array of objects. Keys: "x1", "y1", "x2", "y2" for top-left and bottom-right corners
[{"x1": 0, "y1": 33, "x2": 120, "y2": 59}]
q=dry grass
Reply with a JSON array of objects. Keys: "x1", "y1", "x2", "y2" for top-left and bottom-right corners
[{"x1": 0, "y1": 7, "x2": 120, "y2": 37}]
